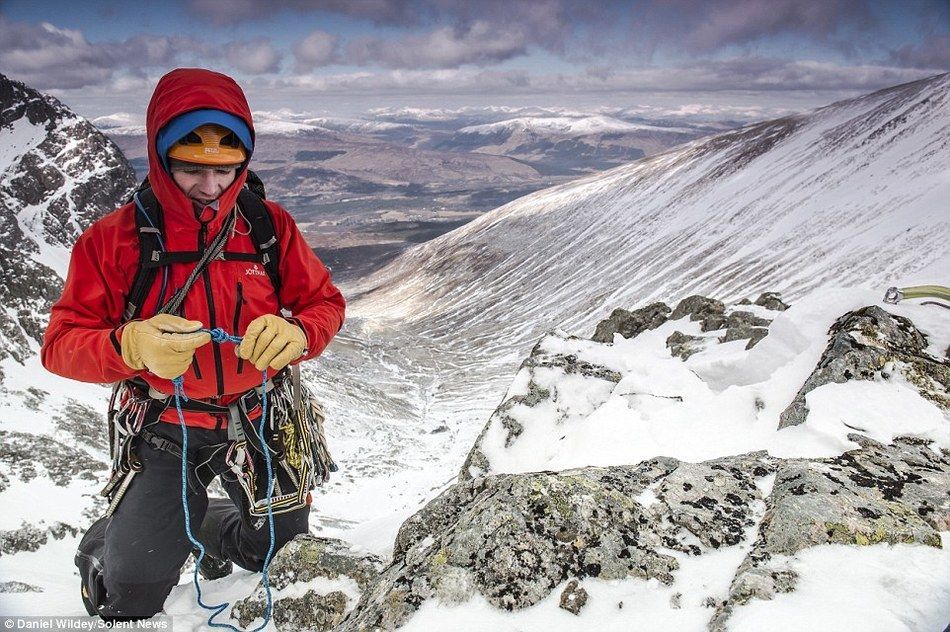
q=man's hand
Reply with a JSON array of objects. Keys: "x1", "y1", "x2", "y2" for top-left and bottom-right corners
[
  {"x1": 120, "y1": 314, "x2": 211, "y2": 379},
  {"x1": 237, "y1": 314, "x2": 307, "y2": 372}
]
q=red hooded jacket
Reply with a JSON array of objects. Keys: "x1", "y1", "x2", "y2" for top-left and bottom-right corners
[{"x1": 41, "y1": 68, "x2": 346, "y2": 429}]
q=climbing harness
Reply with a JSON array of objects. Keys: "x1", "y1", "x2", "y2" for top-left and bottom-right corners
[
  {"x1": 884, "y1": 285, "x2": 950, "y2": 310},
  {"x1": 174, "y1": 327, "x2": 274, "y2": 632}
]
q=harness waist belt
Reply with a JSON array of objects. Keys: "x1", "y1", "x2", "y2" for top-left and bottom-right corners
[{"x1": 146, "y1": 379, "x2": 276, "y2": 414}]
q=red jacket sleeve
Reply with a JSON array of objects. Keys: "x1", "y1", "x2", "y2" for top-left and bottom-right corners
[
  {"x1": 41, "y1": 221, "x2": 141, "y2": 383},
  {"x1": 268, "y1": 201, "x2": 345, "y2": 362}
]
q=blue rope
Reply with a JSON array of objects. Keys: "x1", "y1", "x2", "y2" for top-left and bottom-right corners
[{"x1": 172, "y1": 327, "x2": 276, "y2": 631}]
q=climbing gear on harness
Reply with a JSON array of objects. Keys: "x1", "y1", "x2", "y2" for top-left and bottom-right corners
[
  {"x1": 174, "y1": 327, "x2": 274, "y2": 632},
  {"x1": 101, "y1": 346, "x2": 336, "y2": 525},
  {"x1": 883, "y1": 285, "x2": 950, "y2": 305},
  {"x1": 123, "y1": 170, "x2": 280, "y2": 321},
  {"x1": 119, "y1": 314, "x2": 211, "y2": 378}
]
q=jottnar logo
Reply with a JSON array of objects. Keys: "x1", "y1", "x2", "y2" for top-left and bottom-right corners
[{"x1": 245, "y1": 264, "x2": 267, "y2": 277}]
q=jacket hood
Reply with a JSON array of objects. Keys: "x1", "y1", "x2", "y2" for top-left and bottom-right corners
[{"x1": 145, "y1": 68, "x2": 256, "y2": 229}]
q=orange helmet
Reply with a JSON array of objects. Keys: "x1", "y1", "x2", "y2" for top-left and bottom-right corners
[{"x1": 167, "y1": 124, "x2": 246, "y2": 166}]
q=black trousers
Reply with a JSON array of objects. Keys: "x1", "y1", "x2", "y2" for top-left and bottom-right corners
[{"x1": 78, "y1": 421, "x2": 309, "y2": 619}]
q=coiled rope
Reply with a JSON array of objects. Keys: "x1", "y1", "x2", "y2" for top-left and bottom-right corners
[{"x1": 171, "y1": 327, "x2": 275, "y2": 631}]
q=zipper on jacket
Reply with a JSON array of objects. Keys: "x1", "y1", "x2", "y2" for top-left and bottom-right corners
[
  {"x1": 199, "y1": 223, "x2": 225, "y2": 396},
  {"x1": 233, "y1": 281, "x2": 246, "y2": 374},
  {"x1": 180, "y1": 302, "x2": 203, "y2": 379}
]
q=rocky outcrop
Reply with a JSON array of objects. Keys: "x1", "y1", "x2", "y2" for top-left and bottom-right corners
[
  {"x1": 0, "y1": 73, "x2": 135, "y2": 371},
  {"x1": 461, "y1": 338, "x2": 622, "y2": 480},
  {"x1": 0, "y1": 430, "x2": 106, "y2": 493},
  {"x1": 778, "y1": 306, "x2": 949, "y2": 428},
  {"x1": 330, "y1": 436, "x2": 946, "y2": 630},
  {"x1": 670, "y1": 295, "x2": 726, "y2": 324},
  {"x1": 592, "y1": 302, "x2": 670, "y2": 343},
  {"x1": 0, "y1": 521, "x2": 79, "y2": 557},
  {"x1": 343, "y1": 453, "x2": 774, "y2": 630},
  {"x1": 232, "y1": 535, "x2": 385, "y2": 631},
  {"x1": 709, "y1": 435, "x2": 948, "y2": 629}
]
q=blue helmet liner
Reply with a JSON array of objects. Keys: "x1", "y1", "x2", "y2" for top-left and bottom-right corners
[{"x1": 156, "y1": 109, "x2": 254, "y2": 172}]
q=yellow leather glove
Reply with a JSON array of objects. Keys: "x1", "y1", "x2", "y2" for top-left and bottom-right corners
[
  {"x1": 237, "y1": 314, "x2": 307, "y2": 371},
  {"x1": 120, "y1": 314, "x2": 211, "y2": 379}
]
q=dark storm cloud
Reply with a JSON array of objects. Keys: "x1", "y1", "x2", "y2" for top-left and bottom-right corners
[
  {"x1": 888, "y1": 34, "x2": 950, "y2": 70},
  {"x1": 0, "y1": 15, "x2": 216, "y2": 89},
  {"x1": 634, "y1": 0, "x2": 877, "y2": 55},
  {"x1": 185, "y1": 0, "x2": 421, "y2": 26}
]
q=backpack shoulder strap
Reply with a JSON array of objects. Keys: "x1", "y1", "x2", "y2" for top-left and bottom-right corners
[
  {"x1": 123, "y1": 188, "x2": 164, "y2": 321},
  {"x1": 237, "y1": 187, "x2": 281, "y2": 298}
]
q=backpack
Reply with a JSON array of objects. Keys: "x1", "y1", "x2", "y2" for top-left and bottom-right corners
[{"x1": 122, "y1": 170, "x2": 281, "y2": 321}]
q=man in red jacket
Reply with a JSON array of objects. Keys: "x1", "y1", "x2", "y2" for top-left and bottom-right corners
[{"x1": 41, "y1": 68, "x2": 345, "y2": 619}]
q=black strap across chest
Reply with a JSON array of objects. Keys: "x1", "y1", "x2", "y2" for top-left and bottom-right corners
[{"x1": 122, "y1": 177, "x2": 282, "y2": 321}]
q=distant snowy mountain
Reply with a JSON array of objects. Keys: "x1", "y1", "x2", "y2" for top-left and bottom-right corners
[
  {"x1": 0, "y1": 74, "x2": 135, "y2": 372},
  {"x1": 316, "y1": 71, "x2": 949, "y2": 543},
  {"x1": 353, "y1": 72, "x2": 949, "y2": 338},
  {"x1": 457, "y1": 115, "x2": 695, "y2": 136}
]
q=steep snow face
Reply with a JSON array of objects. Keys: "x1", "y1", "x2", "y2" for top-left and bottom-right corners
[
  {"x1": 351, "y1": 73, "x2": 949, "y2": 344},
  {"x1": 0, "y1": 74, "x2": 136, "y2": 367}
]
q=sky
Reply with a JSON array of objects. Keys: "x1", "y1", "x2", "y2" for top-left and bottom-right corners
[{"x1": 1, "y1": 0, "x2": 947, "y2": 120}]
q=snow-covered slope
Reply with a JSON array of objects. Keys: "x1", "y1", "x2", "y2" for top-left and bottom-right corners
[
  {"x1": 310, "y1": 72, "x2": 949, "y2": 544},
  {"x1": 352, "y1": 72, "x2": 949, "y2": 336}
]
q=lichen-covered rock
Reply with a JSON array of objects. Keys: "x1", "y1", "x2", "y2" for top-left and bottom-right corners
[
  {"x1": 778, "y1": 306, "x2": 948, "y2": 428},
  {"x1": 709, "y1": 435, "x2": 948, "y2": 630},
  {"x1": 592, "y1": 302, "x2": 670, "y2": 343},
  {"x1": 558, "y1": 579, "x2": 588, "y2": 615},
  {"x1": 231, "y1": 535, "x2": 384, "y2": 630},
  {"x1": 653, "y1": 454, "x2": 776, "y2": 551},
  {"x1": 670, "y1": 295, "x2": 726, "y2": 323},
  {"x1": 343, "y1": 454, "x2": 778, "y2": 631},
  {"x1": 719, "y1": 325, "x2": 769, "y2": 349},
  {"x1": 0, "y1": 581, "x2": 42, "y2": 593},
  {"x1": 666, "y1": 331, "x2": 706, "y2": 360},
  {"x1": 754, "y1": 292, "x2": 789, "y2": 311},
  {"x1": 0, "y1": 522, "x2": 79, "y2": 556}
]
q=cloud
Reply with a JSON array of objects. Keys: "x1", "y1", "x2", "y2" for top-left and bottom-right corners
[
  {"x1": 293, "y1": 30, "x2": 339, "y2": 71},
  {"x1": 269, "y1": 57, "x2": 938, "y2": 96},
  {"x1": 887, "y1": 34, "x2": 950, "y2": 70},
  {"x1": 346, "y1": 20, "x2": 528, "y2": 68},
  {"x1": 649, "y1": 0, "x2": 877, "y2": 55},
  {"x1": 185, "y1": 0, "x2": 420, "y2": 26},
  {"x1": 225, "y1": 38, "x2": 283, "y2": 74},
  {"x1": 0, "y1": 15, "x2": 214, "y2": 89}
]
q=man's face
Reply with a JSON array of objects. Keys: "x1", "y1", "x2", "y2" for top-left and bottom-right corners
[{"x1": 171, "y1": 165, "x2": 238, "y2": 206}]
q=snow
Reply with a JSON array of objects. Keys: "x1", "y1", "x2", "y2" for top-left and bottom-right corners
[
  {"x1": 458, "y1": 115, "x2": 690, "y2": 137},
  {"x1": 727, "y1": 534, "x2": 950, "y2": 632},
  {"x1": 479, "y1": 288, "x2": 950, "y2": 474},
  {"x1": 0, "y1": 116, "x2": 47, "y2": 174}
]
